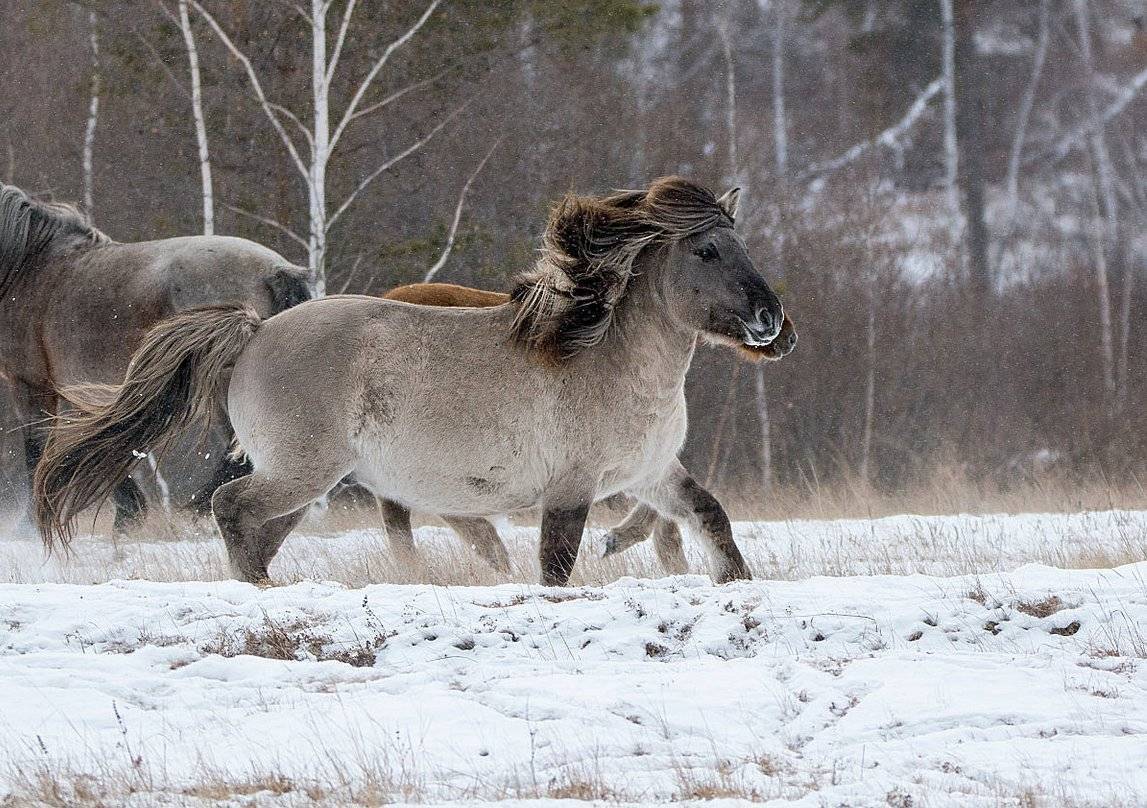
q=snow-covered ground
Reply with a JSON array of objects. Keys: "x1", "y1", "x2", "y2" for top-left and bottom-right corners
[{"x1": 1, "y1": 512, "x2": 1146, "y2": 805}]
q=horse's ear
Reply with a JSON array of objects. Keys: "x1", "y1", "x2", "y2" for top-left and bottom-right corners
[{"x1": 717, "y1": 187, "x2": 741, "y2": 221}]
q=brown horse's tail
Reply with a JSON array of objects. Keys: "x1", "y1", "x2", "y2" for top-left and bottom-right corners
[{"x1": 34, "y1": 305, "x2": 262, "y2": 549}]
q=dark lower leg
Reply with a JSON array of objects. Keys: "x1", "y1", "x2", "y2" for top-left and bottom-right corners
[
  {"x1": 111, "y1": 476, "x2": 148, "y2": 534},
  {"x1": 601, "y1": 504, "x2": 659, "y2": 557},
  {"x1": 189, "y1": 452, "x2": 252, "y2": 516},
  {"x1": 443, "y1": 515, "x2": 512, "y2": 572},
  {"x1": 539, "y1": 502, "x2": 590, "y2": 586},
  {"x1": 676, "y1": 476, "x2": 750, "y2": 583},
  {"x1": 380, "y1": 499, "x2": 417, "y2": 561}
]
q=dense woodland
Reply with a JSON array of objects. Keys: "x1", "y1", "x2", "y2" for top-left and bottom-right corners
[{"x1": 2, "y1": 0, "x2": 1147, "y2": 511}]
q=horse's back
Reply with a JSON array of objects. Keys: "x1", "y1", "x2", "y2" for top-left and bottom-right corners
[
  {"x1": 227, "y1": 295, "x2": 552, "y2": 511},
  {"x1": 383, "y1": 282, "x2": 510, "y2": 308},
  {"x1": 38, "y1": 236, "x2": 307, "y2": 387},
  {"x1": 117, "y1": 235, "x2": 309, "y2": 316}
]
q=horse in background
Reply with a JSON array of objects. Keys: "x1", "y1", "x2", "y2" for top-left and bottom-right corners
[
  {"x1": 0, "y1": 183, "x2": 310, "y2": 534},
  {"x1": 379, "y1": 281, "x2": 796, "y2": 574},
  {"x1": 35, "y1": 177, "x2": 787, "y2": 586}
]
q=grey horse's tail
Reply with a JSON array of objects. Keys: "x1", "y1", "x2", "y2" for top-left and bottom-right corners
[{"x1": 33, "y1": 305, "x2": 262, "y2": 548}]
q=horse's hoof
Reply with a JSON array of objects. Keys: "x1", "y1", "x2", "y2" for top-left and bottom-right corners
[
  {"x1": 601, "y1": 531, "x2": 621, "y2": 558},
  {"x1": 716, "y1": 565, "x2": 753, "y2": 584}
]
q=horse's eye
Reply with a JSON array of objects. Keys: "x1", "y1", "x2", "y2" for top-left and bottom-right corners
[{"x1": 693, "y1": 244, "x2": 719, "y2": 262}]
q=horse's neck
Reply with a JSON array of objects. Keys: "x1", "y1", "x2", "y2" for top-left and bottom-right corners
[{"x1": 595, "y1": 257, "x2": 697, "y2": 390}]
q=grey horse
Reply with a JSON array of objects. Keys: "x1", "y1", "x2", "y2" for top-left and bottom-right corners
[
  {"x1": 0, "y1": 183, "x2": 309, "y2": 532},
  {"x1": 34, "y1": 177, "x2": 786, "y2": 586}
]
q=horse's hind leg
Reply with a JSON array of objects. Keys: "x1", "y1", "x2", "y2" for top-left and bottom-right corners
[
  {"x1": 601, "y1": 504, "x2": 659, "y2": 557},
  {"x1": 212, "y1": 467, "x2": 345, "y2": 583},
  {"x1": 111, "y1": 477, "x2": 148, "y2": 534},
  {"x1": 379, "y1": 499, "x2": 418, "y2": 564},
  {"x1": 442, "y1": 515, "x2": 512, "y2": 573},
  {"x1": 652, "y1": 519, "x2": 688, "y2": 575},
  {"x1": 189, "y1": 449, "x2": 252, "y2": 516}
]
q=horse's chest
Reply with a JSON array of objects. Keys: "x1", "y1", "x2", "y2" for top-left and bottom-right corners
[{"x1": 592, "y1": 385, "x2": 686, "y2": 487}]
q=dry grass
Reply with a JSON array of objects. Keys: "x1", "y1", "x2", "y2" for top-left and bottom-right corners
[
  {"x1": 198, "y1": 612, "x2": 392, "y2": 668},
  {"x1": 720, "y1": 466, "x2": 1147, "y2": 523}
]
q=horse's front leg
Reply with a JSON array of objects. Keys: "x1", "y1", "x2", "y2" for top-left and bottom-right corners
[
  {"x1": 12, "y1": 382, "x2": 55, "y2": 528},
  {"x1": 538, "y1": 495, "x2": 592, "y2": 586},
  {"x1": 635, "y1": 461, "x2": 751, "y2": 584}
]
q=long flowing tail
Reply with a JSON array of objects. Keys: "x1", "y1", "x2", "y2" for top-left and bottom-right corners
[{"x1": 34, "y1": 305, "x2": 262, "y2": 548}]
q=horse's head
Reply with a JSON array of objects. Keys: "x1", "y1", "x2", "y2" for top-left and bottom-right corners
[
  {"x1": 655, "y1": 186, "x2": 786, "y2": 354},
  {"x1": 510, "y1": 177, "x2": 791, "y2": 364}
]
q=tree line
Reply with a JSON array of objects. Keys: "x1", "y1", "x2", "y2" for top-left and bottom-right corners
[{"x1": 2, "y1": 0, "x2": 1146, "y2": 511}]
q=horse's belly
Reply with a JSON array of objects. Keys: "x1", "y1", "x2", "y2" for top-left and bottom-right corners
[{"x1": 352, "y1": 431, "x2": 546, "y2": 515}]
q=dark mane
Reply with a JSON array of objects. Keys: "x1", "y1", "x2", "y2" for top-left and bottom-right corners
[
  {"x1": 510, "y1": 176, "x2": 732, "y2": 364},
  {"x1": 0, "y1": 183, "x2": 109, "y2": 298}
]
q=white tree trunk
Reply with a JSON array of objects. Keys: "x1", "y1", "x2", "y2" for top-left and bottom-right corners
[
  {"x1": 717, "y1": 21, "x2": 737, "y2": 185},
  {"x1": 1004, "y1": 0, "x2": 1049, "y2": 219},
  {"x1": 309, "y1": 0, "x2": 330, "y2": 296},
  {"x1": 178, "y1": 0, "x2": 213, "y2": 235},
  {"x1": 752, "y1": 365, "x2": 773, "y2": 492},
  {"x1": 859, "y1": 293, "x2": 876, "y2": 485},
  {"x1": 1117, "y1": 250, "x2": 1134, "y2": 410},
  {"x1": 192, "y1": 0, "x2": 444, "y2": 296},
  {"x1": 771, "y1": 1, "x2": 787, "y2": 179},
  {"x1": 762, "y1": 0, "x2": 788, "y2": 492},
  {"x1": 939, "y1": 0, "x2": 960, "y2": 219},
  {"x1": 82, "y1": 11, "x2": 100, "y2": 219},
  {"x1": 1074, "y1": 0, "x2": 1117, "y2": 401}
]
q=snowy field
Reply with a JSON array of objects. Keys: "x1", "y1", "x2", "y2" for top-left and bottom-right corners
[{"x1": 1, "y1": 511, "x2": 1146, "y2": 805}]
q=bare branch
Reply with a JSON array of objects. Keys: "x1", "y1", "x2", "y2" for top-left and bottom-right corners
[
  {"x1": 270, "y1": 102, "x2": 314, "y2": 146},
  {"x1": 329, "y1": 0, "x2": 441, "y2": 152},
  {"x1": 798, "y1": 78, "x2": 943, "y2": 182},
  {"x1": 188, "y1": 0, "x2": 310, "y2": 181},
  {"x1": 424, "y1": 136, "x2": 503, "y2": 282},
  {"x1": 1040, "y1": 64, "x2": 1147, "y2": 163},
  {"x1": 146, "y1": 3, "x2": 192, "y2": 96},
  {"x1": 349, "y1": 68, "x2": 452, "y2": 123},
  {"x1": 220, "y1": 201, "x2": 307, "y2": 248},
  {"x1": 326, "y1": 0, "x2": 358, "y2": 85},
  {"x1": 285, "y1": 0, "x2": 313, "y2": 25},
  {"x1": 327, "y1": 96, "x2": 472, "y2": 231},
  {"x1": 335, "y1": 253, "x2": 366, "y2": 294}
]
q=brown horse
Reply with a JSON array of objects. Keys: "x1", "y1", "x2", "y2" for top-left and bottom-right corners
[
  {"x1": 378, "y1": 282, "x2": 796, "y2": 572},
  {"x1": 0, "y1": 183, "x2": 310, "y2": 533}
]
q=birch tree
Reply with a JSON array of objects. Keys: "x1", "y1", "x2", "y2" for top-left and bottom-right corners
[
  {"x1": 190, "y1": 0, "x2": 455, "y2": 294},
  {"x1": 81, "y1": 10, "x2": 100, "y2": 219},
  {"x1": 1073, "y1": 0, "x2": 1117, "y2": 402},
  {"x1": 176, "y1": 0, "x2": 213, "y2": 235},
  {"x1": 1004, "y1": 0, "x2": 1049, "y2": 221},
  {"x1": 939, "y1": 0, "x2": 959, "y2": 219},
  {"x1": 711, "y1": 4, "x2": 751, "y2": 491}
]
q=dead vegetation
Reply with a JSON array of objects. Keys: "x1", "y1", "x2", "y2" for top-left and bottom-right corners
[{"x1": 199, "y1": 612, "x2": 394, "y2": 668}]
